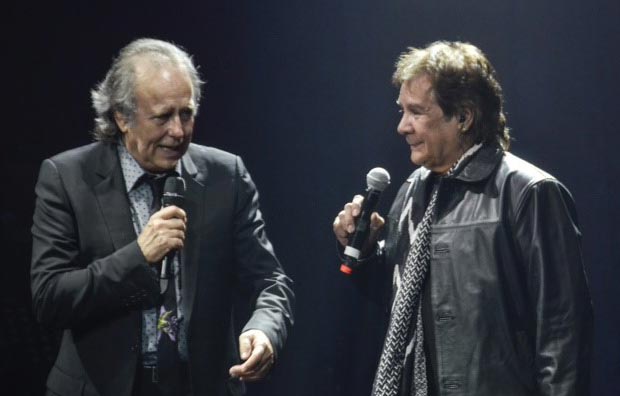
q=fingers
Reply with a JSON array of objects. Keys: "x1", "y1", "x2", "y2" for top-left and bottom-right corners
[
  {"x1": 369, "y1": 212, "x2": 386, "y2": 232},
  {"x1": 333, "y1": 195, "x2": 363, "y2": 244},
  {"x1": 239, "y1": 334, "x2": 252, "y2": 360},
  {"x1": 229, "y1": 330, "x2": 275, "y2": 382},
  {"x1": 235, "y1": 343, "x2": 264, "y2": 375},
  {"x1": 154, "y1": 206, "x2": 187, "y2": 222},
  {"x1": 334, "y1": 194, "x2": 374, "y2": 246},
  {"x1": 351, "y1": 194, "x2": 364, "y2": 215},
  {"x1": 368, "y1": 212, "x2": 386, "y2": 245},
  {"x1": 138, "y1": 206, "x2": 188, "y2": 264},
  {"x1": 149, "y1": 217, "x2": 187, "y2": 235},
  {"x1": 235, "y1": 348, "x2": 273, "y2": 382},
  {"x1": 343, "y1": 195, "x2": 364, "y2": 232},
  {"x1": 231, "y1": 348, "x2": 273, "y2": 381},
  {"x1": 148, "y1": 207, "x2": 188, "y2": 237},
  {"x1": 333, "y1": 194, "x2": 386, "y2": 256}
]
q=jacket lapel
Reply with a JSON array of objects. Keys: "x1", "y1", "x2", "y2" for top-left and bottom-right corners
[
  {"x1": 92, "y1": 143, "x2": 137, "y2": 250},
  {"x1": 180, "y1": 153, "x2": 205, "y2": 327}
]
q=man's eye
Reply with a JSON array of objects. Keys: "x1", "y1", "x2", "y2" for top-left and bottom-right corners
[
  {"x1": 180, "y1": 110, "x2": 193, "y2": 122},
  {"x1": 154, "y1": 114, "x2": 171, "y2": 124}
]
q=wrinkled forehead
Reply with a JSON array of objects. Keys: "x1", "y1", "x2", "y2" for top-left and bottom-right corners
[
  {"x1": 134, "y1": 55, "x2": 190, "y2": 87},
  {"x1": 132, "y1": 53, "x2": 186, "y2": 79},
  {"x1": 130, "y1": 64, "x2": 193, "y2": 112}
]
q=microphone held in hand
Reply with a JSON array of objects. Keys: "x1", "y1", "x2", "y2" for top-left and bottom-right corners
[
  {"x1": 162, "y1": 176, "x2": 186, "y2": 209},
  {"x1": 161, "y1": 176, "x2": 186, "y2": 283},
  {"x1": 341, "y1": 167, "x2": 390, "y2": 275}
]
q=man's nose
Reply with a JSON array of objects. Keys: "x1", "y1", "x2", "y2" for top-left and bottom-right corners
[
  {"x1": 397, "y1": 115, "x2": 410, "y2": 136},
  {"x1": 168, "y1": 114, "x2": 184, "y2": 138}
]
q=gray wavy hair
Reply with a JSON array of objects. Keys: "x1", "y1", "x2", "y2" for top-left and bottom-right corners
[{"x1": 91, "y1": 38, "x2": 204, "y2": 142}]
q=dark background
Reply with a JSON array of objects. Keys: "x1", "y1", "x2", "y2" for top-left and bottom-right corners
[{"x1": 3, "y1": 1, "x2": 619, "y2": 395}]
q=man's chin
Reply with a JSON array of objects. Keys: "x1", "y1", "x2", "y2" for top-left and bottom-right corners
[
  {"x1": 144, "y1": 159, "x2": 181, "y2": 174},
  {"x1": 410, "y1": 153, "x2": 424, "y2": 167},
  {"x1": 153, "y1": 149, "x2": 187, "y2": 170}
]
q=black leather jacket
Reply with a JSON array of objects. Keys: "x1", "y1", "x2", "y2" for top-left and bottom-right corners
[{"x1": 364, "y1": 143, "x2": 592, "y2": 396}]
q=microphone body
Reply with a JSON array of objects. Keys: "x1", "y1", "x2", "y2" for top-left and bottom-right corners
[
  {"x1": 161, "y1": 176, "x2": 186, "y2": 281},
  {"x1": 162, "y1": 176, "x2": 186, "y2": 209},
  {"x1": 343, "y1": 188, "x2": 381, "y2": 260},
  {"x1": 341, "y1": 167, "x2": 390, "y2": 275}
]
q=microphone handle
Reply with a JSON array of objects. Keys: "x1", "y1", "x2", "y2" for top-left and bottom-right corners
[
  {"x1": 164, "y1": 251, "x2": 175, "y2": 278},
  {"x1": 159, "y1": 199, "x2": 179, "y2": 279},
  {"x1": 347, "y1": 188, "x2": 380, "y2": 253},
  {"x1": 341, "y1": 188, "x2": 381, "y2": 274}
]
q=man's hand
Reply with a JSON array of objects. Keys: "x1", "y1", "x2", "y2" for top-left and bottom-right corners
[
  {"x1": 137, "y1": 206, "x2": 187, "y2": 264},
  {"x1": 229, "y1": 330, "x2": 275, "y2": 382},
  {"x1": 333, "y1": 195, "x2": 385, "y2": 256}
]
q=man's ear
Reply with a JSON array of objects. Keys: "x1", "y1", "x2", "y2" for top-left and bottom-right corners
[
  {"x1": 458, "y1": 108, "x2": 474, "y2": 132},
  {"x1": 114, "y1": 111, "x2": 130, "y2": 134}
]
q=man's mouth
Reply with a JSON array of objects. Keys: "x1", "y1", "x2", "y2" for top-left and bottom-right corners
[
  {"x1": 408, "y1": 140, "x2": 423, "y2": 149},
  {"x1": 159, "y1": 144, "x2": 183, "y2": 152},
  {"x1": 158, "y1": 144, "x2": 185, "y2": 157}
]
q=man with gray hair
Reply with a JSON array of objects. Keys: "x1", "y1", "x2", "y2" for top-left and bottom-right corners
[
  {"x1": 31, "y1": 38, "x2": 294, "y2": 396},
  {"x1": 333, "y1": 41, "x2": 592, "y2": 395}
]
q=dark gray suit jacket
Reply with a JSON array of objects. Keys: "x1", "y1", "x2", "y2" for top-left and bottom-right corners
[{"x1": 31, "y1": 141, "x2": 294, "y2": 396}]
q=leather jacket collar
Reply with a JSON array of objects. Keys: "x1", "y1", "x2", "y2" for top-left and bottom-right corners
[{"x1": 408, "y1": 142, "x2": 505, "y2": 185}]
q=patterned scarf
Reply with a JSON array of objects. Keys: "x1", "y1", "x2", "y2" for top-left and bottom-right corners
[{"x1": 372, "y1": 144, "x2": 481, "y2": 396}]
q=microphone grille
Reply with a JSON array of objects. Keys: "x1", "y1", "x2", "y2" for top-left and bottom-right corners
[{"x1": 366, "y1": 167, "x2": 390, "y2": 191}]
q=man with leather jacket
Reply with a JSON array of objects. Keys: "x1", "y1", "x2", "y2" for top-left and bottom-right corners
[{"x1": 333, "y1": 41, "x2": 593, "y2": 396}]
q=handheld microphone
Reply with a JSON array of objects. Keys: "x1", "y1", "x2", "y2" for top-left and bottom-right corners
[
  {"x1": 341, "y1": 167, "x2": 390, "y2": 275},
  {"x1": 162, "y1": 176, "x2": 186, "y2": 209},
  {"x1": 160, "y1": 176, "x2": 186, "y2": 287}
]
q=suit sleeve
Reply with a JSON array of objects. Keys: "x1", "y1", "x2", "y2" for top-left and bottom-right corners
[
  {"x1": 232, "y1": 157, "x2": 295, "y2": 357},
  {"x1": 513, "y1": 179, "x2": 593, "y2": 396},
  {"x1": 30, "y1": 159, "x2": 160, "y2": 329}
]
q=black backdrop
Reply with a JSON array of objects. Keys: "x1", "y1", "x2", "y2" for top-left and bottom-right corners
[{"x1": 3, "y1": 1, "x2": 619, "y2": 395}]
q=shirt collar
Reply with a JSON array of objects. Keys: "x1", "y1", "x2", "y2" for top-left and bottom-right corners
[{"x1": 117, "y1": 140, "x2": 183, "y2": 193}]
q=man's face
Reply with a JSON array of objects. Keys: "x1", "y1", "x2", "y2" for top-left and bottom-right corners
[
  {"x1": 396, "y1": 74, "x2": 466, "y2": 174},
  {"x1": 116, "y1": 61, "x2": 195, "y2": 173}
]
